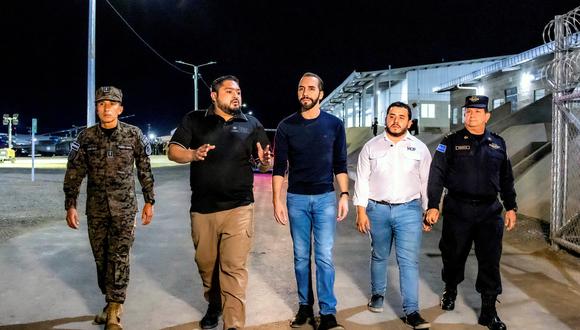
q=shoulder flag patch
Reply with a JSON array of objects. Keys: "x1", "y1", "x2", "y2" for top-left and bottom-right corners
[
  {"x1": 68, "y1": 141, "x2": 81, "y2": 161},
  {"x1": 436, "y1": 144, "x2": 447, "y2": 153},
  {"x1": 141, "y1": 135, "x2": 152, "y2": 156}
]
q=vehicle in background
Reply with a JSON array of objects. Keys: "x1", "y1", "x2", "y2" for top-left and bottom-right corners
[
  {"x1": 0, "y1": 147, "x2": 16, "y2": 163},
  {"x1": 55, "y1": 137, "x2": 75, "y2": 156},
  {"x1": 12, "y1": 135, "x2": 61, "y2": 157},
  {"x1": 0, "y1": 134, "x2": 8, "y2": 148}
]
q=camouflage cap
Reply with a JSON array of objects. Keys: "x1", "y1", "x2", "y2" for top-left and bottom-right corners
[
  {"x1": 95, "y1": 86, "x2": 123, "y2": 103},
  {"x1": 464, "y1": 95, "x2": 489, "y2": 111}
]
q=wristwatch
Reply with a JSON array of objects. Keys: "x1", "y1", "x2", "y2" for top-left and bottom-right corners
[{"x1": 340, "y1": 191, "x2": 350, "y2": 198}]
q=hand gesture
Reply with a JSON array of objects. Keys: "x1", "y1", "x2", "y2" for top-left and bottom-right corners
[
  {"x1": 257, "y1": 142, "x2": 272, "y2": 166},
  {"x1": 192, "y1": 144, "x2": 216, "y2": 161}
]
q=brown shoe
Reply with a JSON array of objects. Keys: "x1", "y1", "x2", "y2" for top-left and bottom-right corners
[{"x1": 105, "y1": 302, "x2": 123, "y2": 330}]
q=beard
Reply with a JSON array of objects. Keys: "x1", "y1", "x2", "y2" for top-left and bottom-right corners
[
  {"x1": 216, "y1": 99, "x2": 241, "y2": 115},
  {"x1": 299, "y1": 95, "x2": 320, "y2": 112},
  {"x1": 386, "y1": 125, "x2": 407, "y2": 137}
]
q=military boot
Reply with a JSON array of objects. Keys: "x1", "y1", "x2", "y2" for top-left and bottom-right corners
[
  {"x1": 94, "y1": 304, "x2": 108, "y2": 324},
  {"x1": 478, "y1": 294, "x2": 506, "y2": 330},
  {"x1": 440, "y1": 286, "x2": 457, "y2": 311},
  {"x1": 105, "y1": 302, "x2": 124, "y2": 330}
]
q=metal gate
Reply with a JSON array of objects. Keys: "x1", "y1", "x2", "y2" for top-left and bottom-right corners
[{"x1": 542, "y1": 6, "x2": 580, "y2": 253}]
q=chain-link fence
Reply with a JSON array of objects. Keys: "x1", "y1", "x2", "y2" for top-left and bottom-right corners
[{"x1": 542, "y1": 6, "x2": 580, "y2": 253}]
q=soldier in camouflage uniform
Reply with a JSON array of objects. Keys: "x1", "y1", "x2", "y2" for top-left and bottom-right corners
[{"x1": 63, "y1": 86, "x2": 155, "y2": 330}]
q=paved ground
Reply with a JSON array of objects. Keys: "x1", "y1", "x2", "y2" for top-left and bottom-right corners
[{"x1": 0, "y1": 161, "x2": 579, "y2": 329}]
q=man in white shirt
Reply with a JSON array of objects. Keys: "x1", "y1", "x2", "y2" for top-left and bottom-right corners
[{"x1": 353, "y1": 101, "x2": 431, "y2": 329}]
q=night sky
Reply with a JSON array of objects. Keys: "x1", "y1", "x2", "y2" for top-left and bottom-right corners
[{"x1": 2, "y1": 1, "x2": 579, "y2": 136}]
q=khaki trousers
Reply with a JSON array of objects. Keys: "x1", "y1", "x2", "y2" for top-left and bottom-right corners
[{"x1": 190, "y1": 204, "x2": 254, "y2": 329}]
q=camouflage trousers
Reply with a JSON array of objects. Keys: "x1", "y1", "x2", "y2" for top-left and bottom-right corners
[{"x1": 88, "y1": 213, "x2": 136, "y2": 303}]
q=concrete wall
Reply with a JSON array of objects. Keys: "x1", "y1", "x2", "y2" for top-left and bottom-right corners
[{"x1": 515, "y1": 153, "x2": 551, "y2": 220}]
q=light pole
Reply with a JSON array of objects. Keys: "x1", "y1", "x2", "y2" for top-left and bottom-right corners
[
  {"x1": 2, "y1": 114, "x2": 19, "y2": 149},
  {"x1": 87, "y1": 0, "x2": 96, "y2": 127},
  {"x1": 175, "y1": 60, "x2": 217, "y2": 110}
]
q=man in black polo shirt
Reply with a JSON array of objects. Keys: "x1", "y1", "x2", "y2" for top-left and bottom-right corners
[{"x1": 168, "y1": 75, "x2": 272, "y2": 330}]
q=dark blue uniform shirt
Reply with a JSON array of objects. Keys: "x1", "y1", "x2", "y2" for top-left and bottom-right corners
[{"x1": 427, "y1": 128, "x2": 517, "y2": 211}]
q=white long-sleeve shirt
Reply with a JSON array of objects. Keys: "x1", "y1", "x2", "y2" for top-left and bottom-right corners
[{"x1": 353, "y1": 132, "x2": 432, "y2": 210}]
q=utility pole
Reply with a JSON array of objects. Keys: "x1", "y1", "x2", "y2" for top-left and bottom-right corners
[
  {"x1": 87, "y1": 0, "x2": 96, "y2": 127},
  {"x1": 175, "y1": 60, "x2": 217, "y2": 110}
]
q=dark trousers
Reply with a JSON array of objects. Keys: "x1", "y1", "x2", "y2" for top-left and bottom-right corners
[
  {"x1": 439, "y1": 195, "x2": 504, "y2": 295},
  {"x1": 88, "y1": 214, "x2": 136, "y2": 303}
]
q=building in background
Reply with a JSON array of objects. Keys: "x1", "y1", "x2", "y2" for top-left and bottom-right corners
[{"x1": 321, "y1": 57, "x2": 506, "y2": 134}]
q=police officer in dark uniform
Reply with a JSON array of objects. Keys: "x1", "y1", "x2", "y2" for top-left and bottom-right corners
[
  {"x1": 64, "y1": 86, "x2": 155, "y2": 330},
  {"x1": 424, "y1": 95, "x2": 517, "y2": 330}
]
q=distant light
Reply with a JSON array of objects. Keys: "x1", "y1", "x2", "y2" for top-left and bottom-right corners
[
  {"x1": 521, "y1": 72, "x2": 534, "y2": 86},
  {"x1": 148, "y1": 133, "x2": 156, "y2": 140},
  {"x1": 248, "y1": 111, "x2": 253, "y2": 115},
  {"x1": 242, "y1": 103, "x2": 248, "y2": 108}
]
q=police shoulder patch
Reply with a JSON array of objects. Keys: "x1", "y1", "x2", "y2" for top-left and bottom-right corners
[{"x1": 436, "y1": 144, "x2": 447, "y2": 153}]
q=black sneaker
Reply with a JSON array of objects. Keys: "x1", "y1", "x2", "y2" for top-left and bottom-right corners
[
  {"x1": 318, "y1": 314, "x2": 344, "y2": 330},
  {"x1": 441, "y1": 286, "x2": 457, "y2": 311},
  {"x1": 200, "y1": 305, "x2": 221, "y2": 329},
  {"x1": 367, "y1": 294, "x2": 384, "y2": 313},
  {"x1": 404, "y1": 311, "x2": 431, "y2": 329},
  {"x1": 290, "y1": 305, "x2": 314, "y2": 328}
]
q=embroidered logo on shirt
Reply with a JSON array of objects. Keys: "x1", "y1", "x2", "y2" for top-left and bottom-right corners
[
  {"x1": 231, "y1": 126, "x2": 250, "y2": 134},
  {"x1": 407, "y1": 146, "x2": 416, "y2": 151},
  {"x1": 455, "y1": 145, "x2": 471, "y2": 151},
  {"x1": 489, "y1": 143, "x2": 501, "y2": 150},
  {"x1": 436, "y1": 144, "x2": 447, "y2": 153}
]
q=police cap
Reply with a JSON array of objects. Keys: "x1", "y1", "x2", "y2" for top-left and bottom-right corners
[
  {"x1": 464, "y1": 95, "x2": 489, "y2": 111},
  {"x1": 95, "y1": 86, "x2": 123, "y2": 103}
]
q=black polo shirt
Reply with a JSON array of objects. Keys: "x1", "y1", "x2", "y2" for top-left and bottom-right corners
[{"x1": 170, "y1": 107, "x2": 269, "y2": 213}]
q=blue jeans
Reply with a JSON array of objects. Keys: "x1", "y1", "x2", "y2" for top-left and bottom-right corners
[
  {"x1": 287, "y1": 191, "x2": 337, "y2": 315},
  {"x1": 366, "y1": 199, "x2": 423, "y2": 315}
]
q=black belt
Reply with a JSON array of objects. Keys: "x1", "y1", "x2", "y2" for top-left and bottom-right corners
[
  {"x1": 447, "y1": 192, "x2": 497, "y2": 204},
  {"x1": 371, "y1": 199, "x2": 404, "y2": 206}
]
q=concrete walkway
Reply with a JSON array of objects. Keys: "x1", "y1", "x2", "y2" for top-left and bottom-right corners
[{"x1": 0, "y1": 167, "x2": 579, "y2": 329}]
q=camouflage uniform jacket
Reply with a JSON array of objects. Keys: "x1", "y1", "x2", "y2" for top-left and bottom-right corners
[{"x1": 63, "y1": 121, "x2": 155, "y2": 217}]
